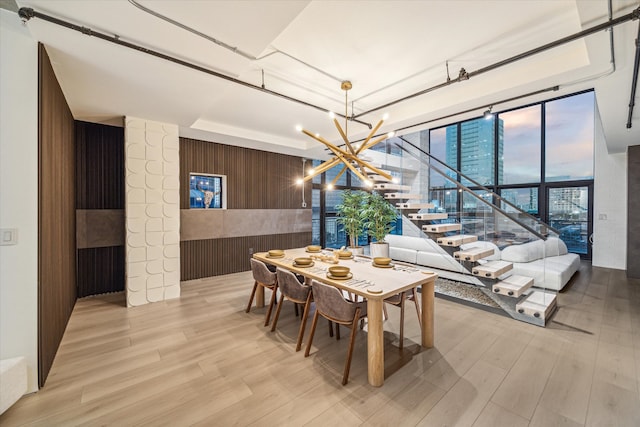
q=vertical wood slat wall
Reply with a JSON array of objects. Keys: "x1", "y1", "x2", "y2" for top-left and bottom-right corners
[
  {"x1": 179, "y1": 138, "x2": 309, "y2": 210},
  {"x1": 38, "y1": 44, "x2": 76, "y2": 387},
  {"x1": 180, "y1": 138, "x2": 312, "y2": 280},
  {"x1": 75, "y1": 121, "x2": 125, "y2": 297}
]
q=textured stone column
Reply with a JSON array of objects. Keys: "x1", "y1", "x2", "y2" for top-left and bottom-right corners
[{"x1": 124, "y1": 117, "x2": 180, "y2": 306}]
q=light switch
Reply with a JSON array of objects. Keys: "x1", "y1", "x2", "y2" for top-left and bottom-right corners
[{"x1": 0, "y1": 228, "x2": 18, "y2": 245}]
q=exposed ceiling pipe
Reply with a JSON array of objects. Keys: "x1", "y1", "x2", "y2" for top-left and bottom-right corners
[
  {"x1": 17, "y1": 6, "x2": 373, "y2": 129},
  {"x1": 627, "y1": 21, "x2": 640, "y2": 129},
  {"x1": 608, "y1": 0, "x2": 617, "y2": 73},
  {"x1": 353, "y1": 6, "x2": 640, "y2": 119},
  {"x1": 127, "y1": 0, "x2": 345, "y2": 84}
]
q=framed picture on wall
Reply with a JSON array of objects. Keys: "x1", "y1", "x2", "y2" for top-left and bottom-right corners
[{"x1": 189, "y1": 173, "x2": 227, "y2": 209}]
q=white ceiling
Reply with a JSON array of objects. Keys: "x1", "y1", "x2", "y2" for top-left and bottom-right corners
[{"x1": 12, "y1": 0, "x2": 640, "y2": 157}]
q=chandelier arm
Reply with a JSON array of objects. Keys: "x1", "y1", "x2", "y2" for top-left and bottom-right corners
[
  {"x1": 359, "y1": 133, "x2": 390, "y2": 153},
  {"x1": 349, "y1": 156, "x2": 392, "y2": 181},
  {"x1": 304, "y1": 157, "x2": 342, "y2": 178},
  {"x1": 330, "y1": 166, "x2": 348, "y2": 185},
  {"x1": 356, "y1": 119, "x2": 384, "y2": 155},
  {"x1": 333, "y1": 119, "x2": 357, "y2": 155},
  {"x1": 301, "y1": 130, "x2": 352, "y2": 157}
]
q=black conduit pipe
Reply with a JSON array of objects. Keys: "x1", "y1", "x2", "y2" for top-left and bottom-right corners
[
  {"x1": 354, "y1": 6, "x2": 640, "y2": 119},
  {"x1": 17, "y1": 7, "x2": 374, "y2": 129},
  {"x1": 627, "y1": 21, "x2": 640, "y2": 129}
]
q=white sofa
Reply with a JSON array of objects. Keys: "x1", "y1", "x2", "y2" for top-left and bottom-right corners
[
  {"x1": 0, "y1": 357, "x2": 27, "y2": 415},
  {"x1": 385, "y1": 234, "x2": 579, "y2": 291}
]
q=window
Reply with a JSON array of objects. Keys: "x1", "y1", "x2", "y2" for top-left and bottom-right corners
[
  {"x1": 500, "y1": 105, "x2": 541, "y2": 185},
  {"x1": 460, "y1": 118, "x2": 499, "y2": 186},
  {"x1": 545, "y1": 92, "x2": 594, "y2": 182}
]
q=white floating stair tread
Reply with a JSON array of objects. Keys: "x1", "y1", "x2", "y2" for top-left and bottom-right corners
[
  {"x1": 408, "y1": 212, "x2": 449, "y2": 221},
  {"x1": 384, "y1": 193, "x2": 422, "y2": 200},
  {"x1": 396, "y1": 202, "x2": 435, "y2": 209},
  {"x1": 453, "y1": 247, "x2": 495, "y2": 262},
  {"x1": 437, "y1": 234, "x2": 478, "y2": 246},
  {"x1": 374, "y1": 183, "x2": 411, "y2": 191},
  {"x1": 370, "y1": 174, "x2": 392, "y2": 182},
  {"x1": 423, "y1": 223, "x2": 462, "y2": 233},
  {"x1": 492, "y1": 275, "x2": 533, "y2": 297},
  {"x1": 516, "y1": 291, "x2": 557, "y2": 319},
  {"x1": 472, "y1": 260, "x2": 513, "y2": 278}
]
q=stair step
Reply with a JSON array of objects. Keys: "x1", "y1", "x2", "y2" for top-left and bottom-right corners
[
  {"x1": 384, "y1": 193, "x2": 422, "y2": 200},
  {"x1": 370, "y1": 174, "x2": 392, "y2": 182},
  {"x1": 453, "y1": 247, "x2": 494, "y2": 262},
  {"x1": 472, "y1": 260, "x2": 513, "y2": 278},
  {"x1": 409, "y1": 213, "x2": 449, "y2": 221},
  {"x1": 492, "y1": 275, "x2": 533, "y2": 297},
  {"x1": 437, "y1": 234, "x2": 478, "y2": 247},
  {"x1": 396, "y1": 202, "x2": 435, "y2": 210},
  {"x1": 516, "y1": 291, "x2": 557, "y2": 319},
  {"x1": 423, "y1": 223, "x2": 462, "y2": 233},
  {"x1": 374, "y1": 183, "x2": 411, "y2": 191}
]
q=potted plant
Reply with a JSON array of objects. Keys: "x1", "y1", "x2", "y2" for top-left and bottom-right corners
[
  {"x1": 363, "y1": 191, "x2": 399, "y2": 258},
  {"x1": 335, "y1": 189, "x2": 368, "y2": 255}
]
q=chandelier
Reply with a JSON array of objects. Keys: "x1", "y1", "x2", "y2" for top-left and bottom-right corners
[{"x1": 296, "y1": 81, "x2": 396, "y2": 190}]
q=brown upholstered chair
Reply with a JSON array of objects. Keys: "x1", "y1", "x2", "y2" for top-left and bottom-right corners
[
  {"x1": 384, "y1": 288, "x2": 421, "y2": 350},
  {"x1": 304, "y1": 280, "x2": 368, "y2": 385},
  {"x1": 246, "y1": 258, "x2": 278, "y2": 326},
  {"x1": 271, "y1": 268, "x2": 313, "y2": 351}
]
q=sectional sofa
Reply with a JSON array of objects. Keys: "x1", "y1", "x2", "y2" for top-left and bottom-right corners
[{"x1": 384, "y1": 234, "x2": 580, "y2": 291}]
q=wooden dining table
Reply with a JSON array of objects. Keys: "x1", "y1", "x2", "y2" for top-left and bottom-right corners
[{"x1": 253, "y1": 248, "x2": 437, "y2": 387}]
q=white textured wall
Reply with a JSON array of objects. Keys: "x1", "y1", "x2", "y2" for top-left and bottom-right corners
[
  {"x1": 125, "y1": 117, "x2": 181, "y2": 306},
  {"x1": 0, "y1": 10, "x2": 39, "y2": 393},
  {"x1": 592, "y1": 108, "x2": 627, "y2": 270}
]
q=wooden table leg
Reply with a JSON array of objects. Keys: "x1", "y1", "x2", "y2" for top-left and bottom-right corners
[
  {"x1": 256, "y1": 286, "x2": 265, "y2": 308},
  {"x1": 367, "y1": 298, "x2": 384, "y2": 387},
  {"x1": 421, "y1": 280, "x2": 434, "y2": 348}
]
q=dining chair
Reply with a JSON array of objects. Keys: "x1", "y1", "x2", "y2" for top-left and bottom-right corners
[
  {"x1": 271, "y1": 268, "x2": 313, "y2": 351},
  {"x1": 384, "y1": 288, "x2": 421, "y2": 350},
  {"x1": 304, "y1": 280, "x2": 368, "y2": 385},
  {"x1": 246, "y1": 258, "x2": 278, "y2": 326}
]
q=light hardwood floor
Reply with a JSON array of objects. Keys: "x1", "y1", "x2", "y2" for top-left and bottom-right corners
[{"x1": 2, "y1": 262, "x2": 639, "y2": 426}]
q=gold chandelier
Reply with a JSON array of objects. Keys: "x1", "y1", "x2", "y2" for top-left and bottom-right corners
[{"x1": 296, "y1": 81, "x2": 396, "y2": 190}]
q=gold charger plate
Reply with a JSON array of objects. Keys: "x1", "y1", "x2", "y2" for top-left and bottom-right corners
[
  {"x1": 367, "y1": 288, "x2": 383, "y2": 294},
  {"x1": 293, "y1": 261, "x2": 314, "y2": 268},
  {"x1": 266, "y1": 254, "x2": 285, "y2": 259},
  {"x1": 305, "y1": 249, "x2": 322, "y2": 253},
  {"x1": 338, "y1": 255, "x2": 353, "y2": 260},
  {"x1": 326, "y1": 272, "x2": 353, "y2": 280},
  {"x1": 372, "y1": 262, "x2": 394, "y2": 268}
]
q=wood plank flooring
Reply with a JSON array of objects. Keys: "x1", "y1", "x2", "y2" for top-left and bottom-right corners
[{"x1": 1, "y1": 262, "x2": 639, "y2": 426}]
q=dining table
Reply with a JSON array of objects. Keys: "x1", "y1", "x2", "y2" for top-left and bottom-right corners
[{"x1": 253, "y1": 247, "x2": 437, "y2": 387}]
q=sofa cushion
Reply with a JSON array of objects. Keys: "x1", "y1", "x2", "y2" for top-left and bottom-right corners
[
  {"x1": 510, "y1": 253, "x2": 580, "y2": 291},
  {"x1": 544, "y1": 237, "x2": 568, "y2": 256},
  {"x1": 501, "y1": 240, "x2": 544, "y2": 263},
  {"x1": 384, "y1": 234, "x2": 440, "y2": 253},
  {"x1": 416, "y1": 250, "x2": 467, "y2": 272}
]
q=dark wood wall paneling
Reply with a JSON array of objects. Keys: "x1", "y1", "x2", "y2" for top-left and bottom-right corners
[
  {"x1": 38, "y1": 44, "x2": 77, "y2": 387},
  {"x1": 75, "y1": 121, "x2": 126, "y2": 297},
  {"x1": 179, "y1": 138, "x2": 310, "y2": 210},
  {"x1": 180, "y1": 138, "x2": 312, "y2": 279},
  {"x1": 628, "y1": 145, "x2": 640, "y2": 278},
  {"x1": 181, "y1": 233, "x2": 311, "y2": 280}
]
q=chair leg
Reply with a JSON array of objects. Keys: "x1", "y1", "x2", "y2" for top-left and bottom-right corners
[
  {"x1": 342, "y1": 308, "x2": 361, "y2": 385},
  {"x1": 411, "y1": 288, "x2": 422, "y2": 328},
  {"x1": 399, "y1": 293, "x2": 406, "y2": 350},
  {"x1": 264, "y1": 284, "x2": 278, "y2": 327},
  {"x1": 382, "y1": 303, "x2": 389, "y2": 320},
  {"x1": 270, "y1": 293, "x2": 286, "y2": 332},
  {"x1": 294, "y1": 303, "x2": 299, "y2": 317},
  {"x1": 305, "y1": 310, "x2": 320, "y2": 357},
  {"x1": 328, "y1": 319, "x2": 334, "y2": 337},
  {"x1": 245, "y1": 281, "x2": 259, "y2": 313},
  {"x1": 336, "y1": 323, "x2": 341, "y2": 340},
  {"x1": 295, "y1": 293, "x2": 313, "y2": 351}
]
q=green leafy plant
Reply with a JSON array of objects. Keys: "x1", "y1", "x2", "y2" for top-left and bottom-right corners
[
  {"x1": 363, "y1": 191, "x2": 398, "y2": 243},
  {"x1": 335, "y1": 189, "x2": 368, "y2": 248}
]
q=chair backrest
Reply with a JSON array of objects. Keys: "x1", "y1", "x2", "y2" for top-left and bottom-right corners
[
  {"x1": 276, "y1": 268, "x2": 310, "y2": 302},
  {"x1": 250, "y1": 258, "x2": 277, "y2": 285},
  {"x1": 311, "y1": 280, "x2": 367, "y2": 323}
]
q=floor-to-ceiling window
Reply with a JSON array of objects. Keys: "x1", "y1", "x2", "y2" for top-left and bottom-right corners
[{"x1": 426, "y1": 90, "x2": 594, "y2": 258}]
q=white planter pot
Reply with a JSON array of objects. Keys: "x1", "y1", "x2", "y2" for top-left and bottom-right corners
[
  {"x1": 370, "y1": 242, "x2": 389, "y2": 258},
  {"x1": 348, "y1": 246, "x2": 365, "y2": 256}
]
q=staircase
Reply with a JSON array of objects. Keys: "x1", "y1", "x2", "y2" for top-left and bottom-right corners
[{"x1": 370, "y1": 159, "x2": 557, "y2": 327}]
